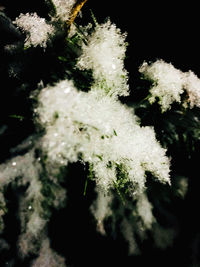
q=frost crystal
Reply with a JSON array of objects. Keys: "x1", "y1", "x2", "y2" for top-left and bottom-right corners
[
  {"x1": 51, "y1": 0, "x2": 76, "y2": 21},
  {"x1": 176, "y1": 176, "x2": 188, "y2": 198},
  {"x1": 121, "y1": 219, "x2": 139, "y2": 255},
  {"x1": 183, "y1": 71, "x2": 200, "y2": 108},
  {"x1": 36, "y1": 79, "x2": 170, "y2": 192},
  {"x1": 139, "y1": 60, "x2": 200, "y2": 110},
  {"x1": 77, "y1": 20, "x2": 129, "y2": 98},
  {"x1": 13, "y1": 13, "x2": 54, "y2": 48},
  {"x1": 90, "y1": 187, "x2": 113, "y2": 235},
  {"x1": 136, "y1": 192, "x2": 155, "y2": 230},
  {"x1": 0, "y1": 142, "x2": 66, "y2": 257},
  {"x1": 31, "y1": 239, "x2": 66, "y2": 267},
  {"x1": 139, "y1": 60, "x2": 185, "y2": 111}
]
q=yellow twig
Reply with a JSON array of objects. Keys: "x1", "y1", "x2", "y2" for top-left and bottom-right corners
[{"x1": 68, "y1": 0, "x2": 88, "y2": 26}]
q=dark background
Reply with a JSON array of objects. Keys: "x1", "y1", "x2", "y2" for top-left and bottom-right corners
[{"x1": 1, "y1": 1, "x2": 200, "y2": 266}]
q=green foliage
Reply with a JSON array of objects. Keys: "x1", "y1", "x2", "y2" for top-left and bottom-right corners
[
  {"x1": 113, "y1": 163, "x2": 132, "y2": 203},
  {"x1": 9, "y1": 115, "x2": 25, "y2": 121},
  {"x1": 40, "y1": 155, "x2": 67, "y2": 219},
  {"x1": 84, "y1": 163, "x2": 94, "y2": 196}
]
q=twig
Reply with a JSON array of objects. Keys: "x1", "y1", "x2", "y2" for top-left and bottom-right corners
[{"x1": 68, "y1": 0, "x2": 88, "y2": 27}]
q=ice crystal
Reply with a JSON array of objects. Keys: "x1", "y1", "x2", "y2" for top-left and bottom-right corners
[
  {"x1": 31, "y1": 238, "x2": 66, "y2": 267},
  {"x1": 139, "y1": 60, "x2": 200, "y2": 111},
  {"x1": 184, "y1": 71, "x2": 200, "y2": 108},
  {"x1": 121, "y1": 219, "x2": 139, "y2": 255},
  {"x1": 136, "y1": 192, "x2": 155, "y2": 230},
  {"x1": 0, "y1": 149, "x2": 46, "y2": 250},
  {"x1": 77, "y1": 20, "x2": 129, "y2": 98},
  {"x1": 36, "y1": 79, "x2": 170, "y2": 192},
  {"x1": 0, "y1": 142, "x2": 66, "y2": 257},
  {"x1": 13, "y1": 13, "x2": 54, "y2": 48},
  {"x1": 139, "y1": 60, "x2": 185, "y2": 112},
  {"x1": 176, "y1": 176, "x2": 188, "y2": 198},
  {"x1": 90, "y1": 187, "x2": 113, "y2": 235},
  {"x1": 51, "y1": 0, "x2": 76, "y2": 21}
]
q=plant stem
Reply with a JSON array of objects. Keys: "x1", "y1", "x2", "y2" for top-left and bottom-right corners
[{"x1": 68, "y1": 0, "x2": 88, "y2": 26}]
